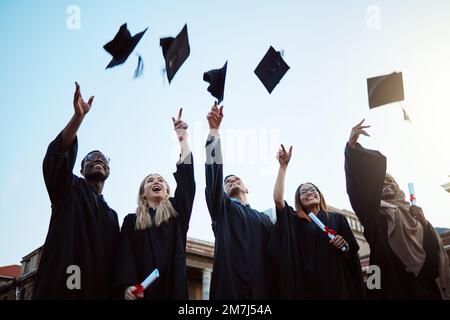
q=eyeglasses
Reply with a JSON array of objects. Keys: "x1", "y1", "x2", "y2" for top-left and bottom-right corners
[
  {"x1": 85, "y1": 153, "x2": 110, "y2": 164},
  {"x1": 299, "y1": 187, "x2": 317, "y2": 197},
  {"x1": 225, "y1": 177, "x2": 240, "y2": 184}
]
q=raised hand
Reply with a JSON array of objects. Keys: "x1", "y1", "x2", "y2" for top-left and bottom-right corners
[
  {"x1": 172, "y1": 108, "x2": 188, "y2": 142},
  {"x1": 276, "y1": 144, "x2": 293, "y2": 167},
  {"x1": 73, "y1": 82, "x2": 94, "y2": 117},
  {"x1": 207, "y1": 101, "x2": 224, "y2": 130},
  {"x1": 348, "y1": 119, "x2": 371, "y2": 148}
]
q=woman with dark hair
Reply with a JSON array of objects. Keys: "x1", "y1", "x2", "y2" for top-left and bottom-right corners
[
  {"x1": 114, "y1": 109, "x2": 195, "y2": 300},
  {"x1": 270, "y1": 144, "x2": 365, "y2": 299}
]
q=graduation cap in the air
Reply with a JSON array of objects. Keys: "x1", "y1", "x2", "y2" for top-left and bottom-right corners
[
  {"x1": 104, "y1": 23, "x2": 148, "y2": 69},
  {"x1": 254, "y1": 46, "x2": 290, "y2": 93},
  {"x1": 203, "y1": 61, "x2": 227, "y2": 103},
  {"x1": 367, "y1": 72, "x2": 404, "y2": 108},
  {"x1": 160, "y1": 24, "x2": 190, "y2": 83}
]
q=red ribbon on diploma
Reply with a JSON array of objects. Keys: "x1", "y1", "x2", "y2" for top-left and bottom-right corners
[
  {"x1": 324, "y1": 226, "x2": 337, "y2": 236},
  {"x1": 132, "y1": 284, "x2": 144, "y2": 295},
  {"x1": 410, "y1": 194, "x2": 416, "y2": 203}
]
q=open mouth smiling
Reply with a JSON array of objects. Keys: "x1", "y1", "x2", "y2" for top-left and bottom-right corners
[
  {"x1": 152, "y1": 185, "x2": 162, "y2": 192},
  {"x1": 92, "y1": 162, "x2": 106, "y2": 170}
]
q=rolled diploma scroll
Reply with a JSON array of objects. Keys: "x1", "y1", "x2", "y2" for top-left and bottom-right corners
[
  {"x1": 308, "y1": 213, "x2": 348, "y2": 252},
  {"x1": 132, "y1": 268, "x2": 160, "y2": 295},
  {"x1": 408, "y1": 183, "x2": 417, "y2": 205}
]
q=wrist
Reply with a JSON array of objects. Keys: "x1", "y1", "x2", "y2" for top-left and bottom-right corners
[
  {"x1": 73, "y1": 112, "x2": 85, "y2": 120},
  {"x1": 209, "y1": 128, "x2": 220, "y2": 136}
]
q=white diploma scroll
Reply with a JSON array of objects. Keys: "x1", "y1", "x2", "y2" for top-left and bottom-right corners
[
  {"x1": 132, "y1": 268, "x2": 160, "y2": 295},
  {"x1": 408, "y1": 183, "x2": 417, "y2": 205},
  {"x1": 308, "y1": 213, "x2": 348, "y2": 252}
]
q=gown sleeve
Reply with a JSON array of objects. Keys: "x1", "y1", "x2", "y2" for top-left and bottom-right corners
[
  {"x1": 172, "y1": 152, "x2": 196, "y2": 234},
  {"x1": 42, "y1": 133, "x2": 77, "y2": 207},
  {"x1": 114, "y1": 215, "x2": 139, "y2": 292},
  {"x1": 205, "y1": 134, "x2": 229, "y2": 233},
  {"x1": 344, "y1": 142, "x2": 387, "y2": 227}
]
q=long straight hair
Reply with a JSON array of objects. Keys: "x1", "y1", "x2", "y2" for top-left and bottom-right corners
[
  {"x1": 135, "y1": 174, "x2": 177, "y2": 230},
  {"x1": 294, "y1": 182, "x2": 328, "y2": 220}
]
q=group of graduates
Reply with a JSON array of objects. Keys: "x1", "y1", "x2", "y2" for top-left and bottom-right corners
[{"x1": 32, "y1": 82, "x2": 450, "y2": 300}]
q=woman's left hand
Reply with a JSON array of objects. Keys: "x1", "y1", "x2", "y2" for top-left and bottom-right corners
[
  {"x1": 410, "y1": 205, "x2": 427, "y2": 225},
  {"x1": 330, "y1": 235, "x2": 348, "y2": 250}
]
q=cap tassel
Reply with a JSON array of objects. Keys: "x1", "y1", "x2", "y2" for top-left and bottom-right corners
[
  {"x1": 402, "y1": 107, "x2": 412, "y2": 123},
  {"x1": 134, "y1": 54, "x2": 144, "y2": 79}
]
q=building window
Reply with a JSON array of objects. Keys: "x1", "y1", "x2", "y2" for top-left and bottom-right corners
[{"x1": 23, "y1": 260, "x2": 30, "y2": 275}]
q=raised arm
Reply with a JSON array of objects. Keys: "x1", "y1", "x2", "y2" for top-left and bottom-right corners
[
  {"x1": 172, "y1": 108, "x2": 191, "y2": 164},
  {"x1": 171, "y1": 108, "x2": 196, "y2": 233},
  {"x1": 43, "y1": 82, "x2": 94, "y2": 205},
  {"x1": 344, "y1": 119, "x2": 386, "y2": 227},
  {"x1": 61, "y1": 81, "x2": 94, "y2": 150},
  {"x1": 204, "y1": 102, "x2": 226, "y2": 226},
  {"x1": 273, "y1": 144, "x2": 292, "y2": 210}
]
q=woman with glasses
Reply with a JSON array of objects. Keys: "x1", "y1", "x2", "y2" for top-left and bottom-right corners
[
  {"x1": 269, "y1": 144, "x2": 365, "y2": 299},
  {"x1": 114, "y1": 108, "x2": 196, "y2": 300}
]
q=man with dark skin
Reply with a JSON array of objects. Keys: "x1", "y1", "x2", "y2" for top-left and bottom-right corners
[{"x1": 33, "y1": 82, "x2": 120, "y2": 299}]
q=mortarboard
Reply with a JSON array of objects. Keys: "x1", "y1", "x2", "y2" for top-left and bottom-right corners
[
  {"x1": 104, "y1": 23, "x2": 148, "y2": 69},
  {"x1": 160, "y1": 24, "x2": 190, "y2": 83},
  {"x1": 367, "y1": 72, "x2": 404, "y2": 109},
  {"x1": 203, "y1": 61, "x2": 227, "y2": 103},
  {"x1": 254, "y1": 46, "x2": 290, "y2": 93}
]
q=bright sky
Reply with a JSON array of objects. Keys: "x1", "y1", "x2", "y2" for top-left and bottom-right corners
[{"x1": 1, "y1": 0, "x2": 449, "y2": 266}]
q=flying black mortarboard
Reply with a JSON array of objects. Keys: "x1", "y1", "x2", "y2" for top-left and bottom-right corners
[
  {"x1": 367, "y1": 72, "x2": 404, "y2": 109},
  {"x1": 203, "y1": 61, "x2": 227, "y2": 103},
  {"x1": 104, "y1": 23, "x2": 148, "y2": 69},
  {"x1": 160, "y1": 24, "x2": 190, "y2": 83},
  {"x1": 254, "y1": 46, "x2": 290, "y2": 93}
]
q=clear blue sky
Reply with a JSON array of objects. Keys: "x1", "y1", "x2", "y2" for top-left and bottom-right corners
[{"x1": 1, "y1": 0, "x2": 450, "y2": 266}]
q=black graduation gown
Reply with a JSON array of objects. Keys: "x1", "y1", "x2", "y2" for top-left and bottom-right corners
[
  {"x1": 344, "y1": 143, "x2": 441, "y2": 299},
  {"x1": 33, "y1": 134, "x2": 120, "y2": 300},
  {"x1": 269, "y1": 202, "x2": 365, "y2": 299},
  {"x1": 114, "y1": 153, "x2": 195, "y2": 300},
  {"x1": 205, "y1": 162, "x2": 274, "y2": 300}
]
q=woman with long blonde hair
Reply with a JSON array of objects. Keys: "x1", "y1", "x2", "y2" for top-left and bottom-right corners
[
  {"x1": 269, "y1": 144, "x2": 365, "y2": 299},
  {"x1": 115, "y1": 109, "x2": 195, "y2": 300}
]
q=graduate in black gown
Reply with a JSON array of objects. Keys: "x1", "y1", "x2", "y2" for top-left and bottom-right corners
[
  {"x1": 345, "y1": 119, "x2": 450, "y2": 300},
  {"x1": 270, "y1": 144, "x2": 365, "y2": 299},
  {"x1": 33, "y1": 82, "x2": 120, "y2": 299},
  {"x1": 205, "y1": 102, "x2": 273, "y2": 300},
  {"x1": 114, "y1": 109, "x2": 195, "y2": 300}
]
